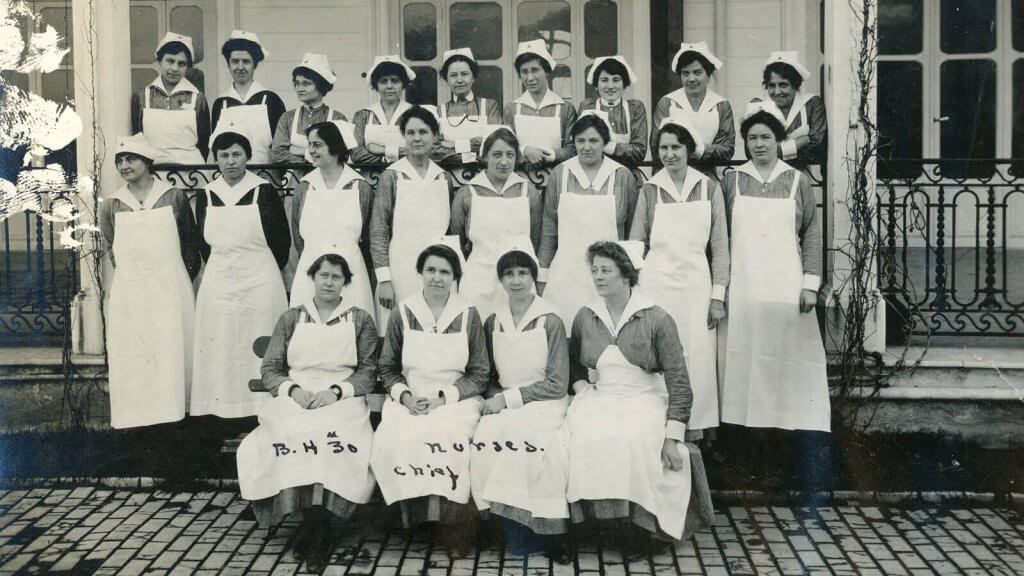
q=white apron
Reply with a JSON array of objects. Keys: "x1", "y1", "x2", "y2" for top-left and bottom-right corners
[
  {"x1": 565, "y1": 343, "x2": 692, "y2": 540},
  {"x1": 471, "y1": 310, "x2": 569, "y2": 519},
  {"x1": 236, "y1": 311, "x2": 375, "y2": 503},
  {"x1": 289, "y1": 106, "x2": 335, "y2": 160},
  {"x1": 364, "y1": 123, "x2": 407, "y2": 149},
  {"x1": 142, "y1": 88, "x2": 205, "y2": 164},
  {"x1": 639, "y1": 177, "x2": 719, "y2": 430},
  {"x1": 191, "y1": 186, "x2": 288, "y2": 418},
  {"x1": 370, "y1": 305, "x2": 483, "y2": 504},
  {"x1": 721, "y1": 172, "x2": 830, "y2": 431},
  {"x1": 107, "y1": 201, "x2": 194, "y2": 428},
  {"x1": 598, "y1": 100, "x2": 632, "y2": 146},
  {"x1": 290, "y1": 170, "x2": 374, "y2": 316},
  {"x1": 667, "y1": 91, "x2": 723, "y2": 151},
  {"x1": 218, "y1": 95, "x2": 274, "y2": 164},
  {"x1": 543, "y1": 168, "x2": 619, "y2": 329},
  {"x1": 457, "y1": 186, "x2": 531, "y2": 320},
  {"x1": 514, "y1": 102, "x2": 562, "y2": 152}
]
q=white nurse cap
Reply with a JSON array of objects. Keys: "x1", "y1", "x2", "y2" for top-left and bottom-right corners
[
  {"x1": 154, "y1": 32, "x2": 194, "y2": 62},
  {"x1": 515, "y1": 40, "x2": 557, "y2": 71},
  {"x1": 498, "y1": 235, "x2": 539, "y2": 268},
  {"x1": 223, "y1": 29, "x2": 269, "y2": 60},
  {"x1": 616, "y1": 240, "x2": 646, "y2": 270},
  {"x1": 587, "y1": 55, "x2": 638, "y2": 85},
  {"x1": 367, "y1": 55, "x2": 417, "y2": 87},
  {"x1": 114, "y1": 134, "x2": 159, "y2": 162},
  {"x1": 210, "y1": 119, "x2": 251, "y2": 147},
  {"x1": 741, "y1": 100, "x2": 787, "y2": 125},
  {"x1": 763, "y1": 51, "x2": 812, "y2": 81},
  {"x1": 670, "y1": 41, "x2": 723, "y2": 73},
  {"x1": 294, "y1": 53, "x2": 337, "y2": 85},
  {"x1": 330, "y1": 119, "x2": 360, "y2": 150},
  {"x1": 577, "y1": 109, "x2": 614, "y2": 137},
  {"x1": 441, "y1": 48, "x2": 476, "y2": 69},
  {"x1": 657, "y1": 117, "x2": 706, "y2": 160}
]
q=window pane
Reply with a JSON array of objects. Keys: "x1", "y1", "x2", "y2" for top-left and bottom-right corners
[
  {"x1": 1015, "y1": 0, "x2": 1024, "y2": 51},
  {"x1": 940, "y1": 59, "x2": 996, "y2": 178},
  {"x1": 170, "y1": 6, "x2": 204, "y2": 63},
  {"x1": 407, "y1": 65, "x2": 437, "y2": 106},
  {"x1": 39, "y1": 7, "x2": 72, "y2": 67},
  {"x1": 40, "y1": 70, "x2": 74, "y2": 106},
  {"x1": 1, "y1": 71, "x2": 30, "y2": 93},
  {"x1": 518, "y1": 1, "x2": 571, "y2": 60},
  {"x1": 878, "y1": 0, "x2": 922, "y2": 55},
  {"x1": 877, "y1": 61, "x2": 922, "y2": 178},
  {"x1": 475, "y1": 66, "x2": 503, "y2": 108},
  {"x1": 129, "y1": 6, "x2": 158, "y2": 65},
  {"x1": 131, "y1": 68, "x2": 158, "y2": 95},
  {"x1": 584, "y1": 0, "x2": 617, "y2": 57},
  {"x1": 404, "y1": 3, "x2": 437, "y2": 61},
  {"x1": 1013, "y1": 60, "x2": 1024, "y2": 163},
  {"x1": 940, "y1": 0, "x2": 995, "y2": 54},
  {"x1": 450, "y1": 3, "x2": 502, "y2": 61}
]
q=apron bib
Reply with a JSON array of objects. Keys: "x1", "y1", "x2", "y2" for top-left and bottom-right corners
[
  {"x1": 219, "y1": 96, "x2": 274, "y2": 164},
  {"x1": 639, "y1": 180, "x2": 719, "y2": 430},
  {"x1": 191, "y1": 194, "x2": 288, "y2": 418},
  {"x1": 471, "y1": 320, "x2": 569, "y2": 519},
  {"x1": 600, "y1": 100, "x2": 632, "y2": 146},
  {"x1": 107, "y1": 205, "x2": 194, "y2": 428},
  {"x1": 371, "y1": 308, "x2": 483, "y2": 504},
  {"x1": 289, "y1": 106, "x2": 335, "y2": 161},
  {"x1": 142, "y1": 89, "x2": 204, "y2": 164},
  {"x1": 668, "y1": 94, "x2": 721, "y2": 150},
  {"x1": 290, "y1": 175, "x2": 374, "y2": 316},
  {"x1": 364, "y1": 123, "x2": 407, "y2": 149},
  {"x1": 514, "y1": 102, "x2": 562, "y2": 151},
  {"x1": 237, "y1": 315, "x2": 375, "y2": 502},
  {"x1": 721, "y1": 172, "x2": 830, "y2": 431},
  {"x1": 565, "y1": 344, "x2": 692, "y2": 540},
  {"x1": 457, "y1": 187, "x2": 531, "y2": 320}
]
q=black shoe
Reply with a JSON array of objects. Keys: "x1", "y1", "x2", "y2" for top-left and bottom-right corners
[
  {"x1": 545, "y1": 538, "x2": 572, "y2": 565},
  {"x1": 290, "y1": 521, "x2": 311, "y2": 563},
  {"x1": 305, "y1": 516, "x2": 334, "y2": 573}
]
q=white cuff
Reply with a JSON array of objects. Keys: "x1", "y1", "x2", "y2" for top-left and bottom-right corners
[
  {"x1": 665, "y1": 420, "x2": 687, "y2": 442},
  {"x1": 538, "y1": 268, "x2": 549, "y2": 283},
  {"x1": 384, "y1": 145, "x2": 400, "y2": 162},
  {"x1": 780, "y1": 139, "x2": 798, "y2": 160},
  {"x1": 802, "y1": 274, "x2": 821, "y2": 292},
  {"x1": 455, "y1": 138, "x2": 472, "y2": 154},
  {"x1": 441, "y1": 385, "x2": 460, "y2": 405},
  {"x1": 572, "y1": 380, "x2": 593, "y2": 394},
  {"x1": 460, "y1": 152, "x2": 478, "y2": 164},
  {"x1": 390, "y1": 383, "x2": 410, "y2": 403},
  {"x1": 603, "y1": 141, "x2": 617, "y2": 155},
  {"x1": 375, "y1": 267, "x2": 392, "y2": 283},
  {"x1": 711, "y1": 284, "x2": 727, "y2": 301},
  {"x1": 503, "y1": 388, "x2": 524, "y2": 410},
  {"x1": 339, "y1": 382, "x2": 356, "y2": 399},
  {"x1": 283, "y1": 381, "x2": 300, "y2": 397},
  {"x1": 541, "y1": 147, "x2": 555, "y2": 158}
]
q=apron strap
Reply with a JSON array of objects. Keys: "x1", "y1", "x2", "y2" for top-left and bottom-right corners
[
  {"x1": 476, "y1": 97, "x2": 487, "y2": 121},
  {"x1": 261, "y1": 93, "x2": 267, "y2": 105},
  {"x1": 560, "y1": 163, "x2": 570, "y2": 195},
  {"x1": 185, "y1": 93, "x2": 197, "y2": 111},
  {"x1": 733, "y1": 170, "x2": 741, "y2": 196},
  {"x1": 700, "y1": 178, "x2": 707, "y2": 201},
  {"x1": 144, "y1": 86, "x2": 152, "y2": 109},
  {"x1": 399, "y1": 303, "x2": 412, "y2": 331},
  {"x1": 291, "y1": 109, "x2": 302, "y2": 140},
  {"x1": 788, "y1": 171, "x2": 801, "y2": 200}
]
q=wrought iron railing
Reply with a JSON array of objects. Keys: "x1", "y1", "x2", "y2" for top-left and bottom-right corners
[{"x1": 877, "y1": 159, "x2": 1024, "y2": 337}]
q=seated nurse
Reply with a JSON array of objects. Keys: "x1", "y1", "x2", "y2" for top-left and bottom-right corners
[
  {"x1": 350, "y1": 56, "x2": 418, "y2": 165},
  {"x1": 370, "y1": 243, "x2": 489, "y2": 558},
  {"x1": 236, "y1": 253, "x2": 378, "y2": 574},
  {"x1": 271, "y1": 53, "x2": 346, "y2": 164}
]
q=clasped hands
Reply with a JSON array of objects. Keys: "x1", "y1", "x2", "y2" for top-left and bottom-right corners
[
  {"x1": 400, "y1": 390, "x2": 445, "y2": 415},
  {"x1": 289, "y1": 386, "x2": 339, "y2": 409}
]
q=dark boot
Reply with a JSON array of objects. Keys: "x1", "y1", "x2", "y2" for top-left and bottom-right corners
[{"x1": 304, "y1": 508, "x2": 334, "y2": 573}]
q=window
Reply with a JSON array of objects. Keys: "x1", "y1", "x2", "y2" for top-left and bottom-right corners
[
  {"x1": 877, "y1": 61, "x2": 923, "y2": 178},
  {"x1": 1015, "y1": 0, "x2": 1024, "y2": 51},
  {"x1": 584, "y1": 0, "x2": 617, "y2": 58},
  {"x1": 403, "y1": 3, "x2": 438, "y2": 104},
  {"x1": 940, "y1": 0, "x2": 996, "y2": 54},
  {"x1": 1014, "y1": 60, "x2": 1024, "y2": 161},
  {"x1": 879, "y1": 0, "x2": 923, "y2": 55},
  {"x1": 517, "y1": 2, "x2": 572, "y2": 99},
  {"x1": 0, "y1": 3, "x2": 75, "y2": 106},
  {"x1": 449, "y1": 2, "x2": 504, "y2": 106},
  {"x1": 129, "y1": 1, "x2": 210, "y2": 95}
]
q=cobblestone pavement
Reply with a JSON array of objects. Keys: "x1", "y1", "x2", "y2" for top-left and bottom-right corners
[{"x1": 1, "y1": 487, "x2": 1023, "y2": 575}]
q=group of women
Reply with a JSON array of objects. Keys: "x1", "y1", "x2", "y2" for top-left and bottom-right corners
[{"x1": 105, "y1": 29, "x2": 831, "y2": 571}]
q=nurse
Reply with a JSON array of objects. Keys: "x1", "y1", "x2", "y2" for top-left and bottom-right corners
[
  {"x1": 538, "y1": 111, "x2": 637, "y2": 329},
  {"x1": 100, "y1": 134, "x2": 199, "y2": 429},
  {"x1": 131, "y1": 32, "x2": 210, "y2": 164},
  {"x1": 370, "y1": 106, "x2": 455, "y2": 329},
  {"x1": 371, "y1": 243, "x2": 489, "y2": 558},
  {"x1": 471, "y1": 243, "x2": 570, "y2": 542},
  {"x1": 720, "y1": 102, "x2": 829, "y2": 432},
  {"x1": 577, "y1": 56, "x2": 648, "y2": 167},
  {"x1": 450, "y1": 127, "x2": 542, "y2": 320},
  {"x1": 211, "y1": 30, "x2": 286, "y2": 165},
  {"x1": 191, "y1": 124, "x2": 291, "y2": 418},
  {"x1": 502, "y1": 40, "x2": 578, "y2": 168},
  {"x1": 350, "y1": 56, "x2": 417, "y2": 165},
  {"x1": 565, "y1": 241, "x2": 713, "y2": 547},
  {"x1": 433, "y1": 48, "x2": 503, "y2": 163},
  {"x1": 630, "y1": 118, "x2": 730, "y2": 434},
  {"x1": 651, "y1": 42, "x2": 735, "y2": 164},
  {"x1": 290, "y1": 121, "x2": 374, "y2": 316},
  {"x1": 271, "y1": 53, "x2": 346, "y2": 164},
  {"x1": 237, "y1": 253, "x2": 378, "y2": 574},
  {"x1": 757, "y1": 51, "x2": 827, "y2": 171}
]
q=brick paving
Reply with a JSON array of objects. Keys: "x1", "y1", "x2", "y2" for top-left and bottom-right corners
[{"x1": 0, "y1": 487, "x2": 1022, "y2": 575}]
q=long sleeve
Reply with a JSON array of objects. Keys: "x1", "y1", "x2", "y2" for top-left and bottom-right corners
[
  {"x1": 703, "y1": 101, "x2": 735, "y2": 162},
  {"x1": 265, "y1": 92, "x2": 287, "y2": 139},
  {"x1": 538, "y1": 165, "x2": 563, "y2": 272},
  {"x1": 650, "y1": 96, "x2": 671, "y2": 161},
  {"x1": 518, "y1": 314, "x2": 569, "y2": 404},
  {"x1": 616, "y1": 169, "x2": 638, "y2": 240},
  {"x1": 346, "y1": 309, "x2": 379, "y2": 396},
  {"x1": 484, "y1": 98, "x2": 503, "y2": 125},
  {"x1": 528, "y1": 184, "x2": 543, "y2": 253},
  {"x1": 449, "y1": 185, "x2": 472, "y2": 257},
  {"x1": 131, "y1": 91, "x2": 143, "y2": 135},
  {"x1": 291, "y1": 181, "x2": 307, "y2": 258},
  {"x1": 350, "y1": 109, "x2": 385, "y2": 165},
  {"x1": 501, "y1": 102, "x2": 515, "y2": 131},
  {"x1": 611, "y1": 101, "x2": 648, "y2": 165},
  {"x1": 797, "y1": 95, "x2": 827, "y2": 166},
  {"x1": 98, "y1": 199, "x2": 116, "y2": 260},
  {"x1": 654, "y1": 311, "x2": 693, "y2": 429},
  {"x1": 796, "y1": 174, "x2": 822, "y2": 288},
  {"x1": 452, "y1": 308, "x2": 490, "y2": 400},
  {"x1": 568, "y1": 311, "x2": 589, "y2": 388},
  {"x1": 554, "y1": 103, "x2": 578, "y2": 163},
  {"x1": 369, "y1": 169, "x2": 398, "y2": 281},
  {"x1": 271, "y1": 110, "x2": 296, "y2": 163},
  {"x1": 194, "y1": 191, "x2": 211, "y2": 262},
  {"x1": 378, "y1": 307, "x2": 407, "y2": 394},
  {"x1": 261, "y1": 309, "x2": 299, "y2": 396},
  {"x1": 172, "y1": 190, "x2": 202, "y2": 280},
  {"x1": 210, "y1": 97, "x2": 226, "y2": 133},
  {"x1": 195, "y1": 94, "x2": 210, "y2": 161},
  {"x1": 257, "y1": 184, "x2": 291, "y2": 269},
  {"x1": 707, "y1": 182, "x2": 730, "y2": 298},
  {"x1": 628, "y1": 183, "x2": 656, "y2": 248}
]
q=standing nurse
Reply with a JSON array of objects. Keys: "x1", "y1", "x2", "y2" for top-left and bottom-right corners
[
  {"x1": 503, "y1": 40, "x2": 578, "y2": 168},
  {"x1": 131, "y1": 32, "x2": 210, "y2": 164},
  {"x1": 350, "y1": 56, "x2": 416, "y2": 165},
  {"x1": 271, "y1": 53, "x2": 346, "y2": 164}
]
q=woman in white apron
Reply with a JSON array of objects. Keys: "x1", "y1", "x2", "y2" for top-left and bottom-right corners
[
  {"x1": 502, "y1": 40, "x2": 578, "y2": 168},
  {"x1": 99, "y1": 134, "x2": 199, "y2": 429},
  {"x1": 565, "y1": 241, "x2": 713, "y2": 549},
  {"x1": 755, "y1": 51, "x2": 828, "y2": 173},
  {"x1": 212, "y1": 30, "x2": 285, "y2": 165},
  {"x1": 538, "y1": 112, "x2": 638, "y2": 329},
  {"x1": 131, "y1": 33, "x2": 210, "y2": 164},
  {"x1": 237, "y1": 253, "x2": 378, "y2": 573},
  {"x1": 369, "y1": 106, "x2": 455, "y2": 331},
  {"x1": 371, "y1": 243, "x2": 489, "y2": 558},
  {"x1": 651, "y1": 42, "x2": 735, "y2": 167},
  {"x1": 290, "y1": 121, "x2": 374, "y2": 316},
  {"x1": 270, "y1": 53, "x2": 345, "y2": 164},
  {"x1": 471, "y1": 243, "x2": 570, "y2": 553},
  {"x1": 350, "y1": 56, "x2": 417, "y2": 165},
  {"x1": 450, "y1": 127, "x2": 542, "y2": 320},
  {"x1": 433, "y1": 48, "x2": 503, "y2": 164},
  {"x1": 191, "y1": 126, "x2": 290, "y2": 419},
  {"x1": 631, "y1": 118, "x2": 730, "y2": 435},
  {"x1": 577, "y1": 56, "x2": 648, "y2": 171},
  {"x1": 720, "y1": 102, "x2": 828, "y2": 433}
]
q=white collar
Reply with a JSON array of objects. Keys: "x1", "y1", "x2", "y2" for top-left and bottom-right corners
[
  {"x1": 565, "y1": 156, "x2": 622, "y2": 192},
  {"x1": 300, "y1": 101, "x2": 329, "y2": 114},
  {"x1": 110, "y1": 178, "x2": 174, "y2": 211},
  {"x1": 584, "y1": 290, "x2": 656, "y2": 338},
  {"x1": 301, "y1": 165, "x2": 365, "y2": 190},
  {"x1": 299, "y1": 298, "x2": 357, "y2": 325},
  {"x1": 451, "y1": 92, "x2": 476, "y2": 103},
  {"x1": 220, "y1": 80, "x2": 267, "y2": 102},
  {"x1": 206, "y1": 170, "x2": 269, "y2": 203},
  {"x1": 404, "y1": 290, "x2": 471, "y2": 333},
  {"x1": 367, "y1": 99, "x2": 411, "y2": 126},
  {"x1": 666, "y1": 88, "x2": 725, "y2": 113},
  {"x1": 389, "y1": 156, "x2": 446, "y2": 182},
  {"x1": 468, "y1": 170, "x2": 528, "y2": 196},
  {"x1": 734, "y1": 159, "x2": 794, "y2": 184},
  {"x1": 775, "y1": 91, "x2": 810, "y2": 126},
  {"x1": 513, "y1": 89, "x2": 565, "y2": 110},
  {"x1": 647, "y1": 166, "x2": 707, "y2": 202},
  {"x1": 495, "y1": 295, "x2": 558, "y2": 333},
  {"x1": 148, "y1": 76, "x2": 198, "y2": 97}
]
